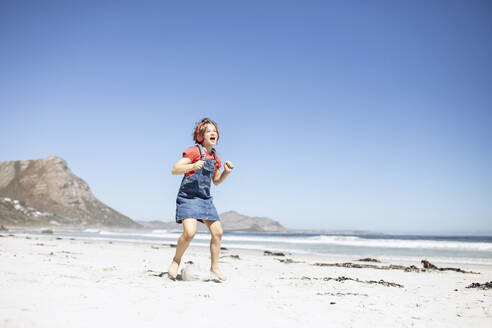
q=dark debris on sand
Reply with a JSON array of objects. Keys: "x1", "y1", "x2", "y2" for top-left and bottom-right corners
[
  {"x1": 264, "y1": 250, "x2": 285, "y2": 256},
  {"x1": 275, "y1": 258, "x2": 304, "y2": 264},
  {"x1": 147, "y1": 269, "x2": 182, "y2": 280},
  {"x1": 358, "y1": 258, "x2": 381, "y2": 263},
  {"x1": 312, "y1": 260, "x2": 479, "y2": 274},
  {"x1": 316, "y1": 292, "x2": 368, "y2": 297},
  {"x1": 313, "y1": 262, "x2": 420, "y2": 272},
  {"x1": 282, "y1": 276, "x2": 404, "y2": 288},
  {"x1": 220, "y1": 254, "x2": 240, "y2": 259},
  {"x1": 421, "y1": 260, "x2": 479, "y2": 274},
  {"x1": 466, "y1": 282, "x2": 492, "y2": 290}
]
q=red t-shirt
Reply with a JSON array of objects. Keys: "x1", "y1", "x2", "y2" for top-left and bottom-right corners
[{"x1": 183, "y1": 145, "x2": 221, "y2": 177}]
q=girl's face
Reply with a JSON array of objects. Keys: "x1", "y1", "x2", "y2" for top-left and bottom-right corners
[{"x1": 202, "y1": 123, "x2": 218, "y2": 146}]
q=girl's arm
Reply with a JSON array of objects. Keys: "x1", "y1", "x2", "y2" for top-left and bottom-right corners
[
  {"x1": 213, "y1": 161, "x2": 234, "y2": 186},
  {"x1": 171, "y1": 157, "x2": 204, "y2": 175}
]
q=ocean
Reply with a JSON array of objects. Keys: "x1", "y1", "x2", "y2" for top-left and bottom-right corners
[{"x1": 13, "y1": 228, "x2": 492, "y2": 265}]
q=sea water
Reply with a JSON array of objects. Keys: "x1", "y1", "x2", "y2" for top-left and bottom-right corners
[{"x1": 14, "y1": 228, "x2": 492, "y2": 265}]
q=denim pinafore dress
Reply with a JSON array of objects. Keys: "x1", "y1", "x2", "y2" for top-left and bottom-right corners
[{"x1": 175, "y1": 144, "x2": 220, "y2": 224}]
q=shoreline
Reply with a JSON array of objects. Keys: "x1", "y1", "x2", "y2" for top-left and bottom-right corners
[
  {"x1": 4, "y1": 224, "x2": 492, "y2": 237},
  {"x1": 3, "y1": 229, "x2": 492, "y2": 267}
]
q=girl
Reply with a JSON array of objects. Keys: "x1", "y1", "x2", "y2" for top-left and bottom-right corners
[{"x1": 167, "y1": 118, "x2": 234, "y2": 281}]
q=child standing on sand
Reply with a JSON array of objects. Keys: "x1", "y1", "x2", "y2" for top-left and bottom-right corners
[{"x1": 167, "y1": 118, "x2": 234, "y2": 280}]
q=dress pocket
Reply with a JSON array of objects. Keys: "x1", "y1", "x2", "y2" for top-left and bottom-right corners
[{"x1": 180, "y1": 177, "x2": 199, "y2": 196}]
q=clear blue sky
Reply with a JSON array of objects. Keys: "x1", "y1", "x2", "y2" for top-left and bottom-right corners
[{"x1": 1, "y1": 0, "x2": 491, "y2": 232}]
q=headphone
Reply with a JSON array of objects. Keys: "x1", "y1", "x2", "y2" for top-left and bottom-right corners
[{"x1": 196, "y1": 121, "x2": 219, "y2": 143}]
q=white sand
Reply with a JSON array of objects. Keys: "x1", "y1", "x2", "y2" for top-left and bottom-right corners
[{"x1": 1, "y1": 233, "x2": 491, "y2": 328}]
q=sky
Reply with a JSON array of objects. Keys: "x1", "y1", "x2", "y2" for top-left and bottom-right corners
[{"x1": 1, "y1": 0, "x2": 491, "y2": 233}]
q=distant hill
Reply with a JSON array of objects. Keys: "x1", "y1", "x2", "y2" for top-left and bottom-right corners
[
  {"x1": 138, "y1": 210, "x2": 288, "y2": 233},
  {"x1": 219, "y1": 211, "x2": 287, "y2": 232},
  {"x1": 0, "y1": 156, "x2": 140, "y2": 228}
]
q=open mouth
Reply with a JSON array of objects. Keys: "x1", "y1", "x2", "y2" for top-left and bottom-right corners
[{"x1": 210, "y1": 137, "x2": 216, "y2": 142}]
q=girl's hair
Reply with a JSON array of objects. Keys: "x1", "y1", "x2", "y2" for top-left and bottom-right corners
[{"x1": 193, "y1": 118, "x2": 219, "y2": 144}]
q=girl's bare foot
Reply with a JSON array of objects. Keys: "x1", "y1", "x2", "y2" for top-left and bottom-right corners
[
  {"x1": 168, "y1": 260, "x2": 179, "y2": 279},
  {"x1": 210, "y1": 267, "x2": 227, "y2": 281}
]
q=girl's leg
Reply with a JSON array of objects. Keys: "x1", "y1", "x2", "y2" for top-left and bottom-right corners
[
  {"x1": 203, "y1": 220, "x2": 226, "y2": 280},
  {"x1": 167, "y1": 218, "x2": 197, "y2": 278}
]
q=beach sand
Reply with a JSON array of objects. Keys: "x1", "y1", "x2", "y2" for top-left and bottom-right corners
[{"x1": 1, "y1": 233, "x2": 491, "y2": 327}]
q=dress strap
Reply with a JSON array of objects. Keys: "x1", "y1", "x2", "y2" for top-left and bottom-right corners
[
  {"x1": 197, "y1": 144, "x2": 206, "y2": 159},
  {"x1": 197, "y1": 144, "x2": 217, "y2": 161},
  {"x1": 212, "y1": 148, "x2": 219, "y2": 161}
]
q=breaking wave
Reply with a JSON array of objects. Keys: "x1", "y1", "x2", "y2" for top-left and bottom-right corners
[{"x1": 90, "y1": 230, "x2": 492, "y2": 252}]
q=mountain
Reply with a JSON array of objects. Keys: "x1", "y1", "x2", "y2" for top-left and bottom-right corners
[
  {"x1": 219, "y1": 211, "x2": 287, "y2": 232},
  {"x1": 0, "y1": 197, "x2": 66, "y2": 226},
  {"x1": 138, "y1": 210, "x2": 288, "y2": 233},
  {"x1": 0, "y1": 156, "x2": 140, "y2": 228}
]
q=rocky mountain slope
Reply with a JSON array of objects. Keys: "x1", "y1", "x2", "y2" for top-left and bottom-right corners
[
  {"x1": 0, "y1": 156, "x2": 140, "y2": 228},
  {"x1": 138, "y1": 210, "x2": 287, "y2": 232}
]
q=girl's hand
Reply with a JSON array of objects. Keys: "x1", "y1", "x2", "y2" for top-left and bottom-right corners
[
  {"x1": 192, "y1": 160, "x2": 205, "y2": 171},
  {"x1": 224, "y1": 161, "x2": 234, "y2": 173}
]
